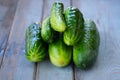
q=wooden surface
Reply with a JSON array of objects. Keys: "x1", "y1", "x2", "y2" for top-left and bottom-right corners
[{"x1": 0, "y1": 0, "x2": 120, "y2": 80}]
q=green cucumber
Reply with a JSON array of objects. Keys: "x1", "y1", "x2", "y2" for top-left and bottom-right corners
[
  {"x1": 25, "y1": 23, "x2": 47, "y2": 62},
  {"x1": 49, "y1": 34, "x2": 72, "y2": 67},
  {"x1": 50, "y1": 2, "x2": 66, "y2": 32},
  {"x1": 41, "y1": 17, "x2": 56, "y2": 43},
  {"x1": 63, "y1": 7, "x2": 84, "y2": 46},
  {"x1": 73, "y1": 20, "x2": 100, "y2": 69}
]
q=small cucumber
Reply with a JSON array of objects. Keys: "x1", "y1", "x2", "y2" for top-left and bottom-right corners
[
  {"x1": 49, "y1": 34, "x2": 72, "y2": 67},
  {"x1": 63, "y1": 7, "x2": 84, "y2": 46},
  {"x1": 41, "y1": 17, "x2": 56, "y2": 43},
  {"x1": 50, "y1": 2, "x2": 66, "y2": 32},
  {"x1": 25, "y1": 23, "x2": 47, "y2": 62},
  {"x1": 73, "y1": 20, "x2": 100, "y2": 69}
]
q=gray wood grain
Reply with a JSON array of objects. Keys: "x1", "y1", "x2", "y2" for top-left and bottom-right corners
[
  {"x1": 36, "y1": 0, "x2": 74, "y2": 80},
  {"x1": 0, "y1": 0, "x2": 18, "y2": 67},
  {"x1": 37, "y1": 60, "x2": 73, "y2": 80},
  {"x1": 72, "y1": 0, "x2": 120, "y2": 80},
  {"x1": 0, "y1": 0, "x2": 44, "y2": 80}
]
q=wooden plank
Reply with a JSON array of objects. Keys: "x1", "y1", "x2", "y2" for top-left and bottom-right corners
[
  {"x1": 0, "y1": 0, "x2": 18, "y2": 7},
  {"x1": 72, "y1": 0, "x2": 120, "y2": 80},
  {"x1": 36, "y1": 0, "x2": 74, "y2": 80},
  {"x1": 0, "y1": 0, "x2": 18, "y2": 66},
  {"x1": 0, "y1": 0, "x2": 44, "y2": 80}
]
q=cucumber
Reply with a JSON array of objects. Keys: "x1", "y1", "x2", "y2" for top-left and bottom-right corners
[
  {"x1": 73, "y1": 20, "x2": 100, "y2": 69},
  {"x1": 41, "y1": 17, "x2": 56, "y2": 43},
  {"x1": 50, "y1": 2, "x2": 66, "y2": 32},
  {"x1": 63, "y1": 7, "x2": 84, "y2": 46},
  {"x1": 25, "y1": 23, "x2": 47, "y2": 62},
  {"x1": 49, "y1": 34, "x2": 72, "y2": 67}
]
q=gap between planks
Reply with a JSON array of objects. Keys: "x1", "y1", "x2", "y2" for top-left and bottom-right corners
[{"x1": 33, "y1": 0, "x2": 45, "y2": 80}]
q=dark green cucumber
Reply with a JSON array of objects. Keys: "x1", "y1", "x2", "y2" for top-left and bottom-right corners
[
  {"x1": 25, "y1": 23, "x2": 47, "y2": 62},
  {"x1": 50, "y1": 2, "x2": 66, "y2": 32},
  {"x1": 73, "y1": 20, "x2": 100, "y2": 69},
  {"x1": 49, "y1": 35, "x2": 72, "y2": 67},
  {"x1": 63, "y1": 7, "x2": 84, "y2": 46},
  {"x1": 41, "y1": 17, "x2": 56, "y2": 43}
]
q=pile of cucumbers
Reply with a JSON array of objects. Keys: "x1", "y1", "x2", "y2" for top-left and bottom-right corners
[{"x1": 25, "y1": 2, "x2": 100, "y2": 69}]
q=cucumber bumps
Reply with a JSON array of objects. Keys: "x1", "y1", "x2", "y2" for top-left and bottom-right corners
[
  {"x1": 73, "y1": 20, "x2": 100, "y2": 69},
  {"x1": 50, "y1": 2, "x2": 67, "y2": 32},
  {"x1": 64, "y1": 7, "x2": 84, "y2": 46},
  {"x1": 25, "y1": 23, "x2": 47, "y2": 62},
  {"x1": 41, "y1": 17, "x2": 56, "y2": 43}
]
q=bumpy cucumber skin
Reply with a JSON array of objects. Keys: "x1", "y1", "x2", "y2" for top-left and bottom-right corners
[
  {"x1": 49, "y1": 38, "x2": 72, "y2": 67},
  {"x1": 50, "y1": 2, "x2": 66, "y2": 32},
  {"x1": 73, "y1": 20, "x2": 100, "y2": 69},
  {"x1": 63, "y1": 7, "x2": 84, "y2": 46},
  {"x1": 25, "y1": 23, "x2": 47, "y2": 62},
  {"x1": 41, "y1": 17, "x2": 56, "y2": 43}
]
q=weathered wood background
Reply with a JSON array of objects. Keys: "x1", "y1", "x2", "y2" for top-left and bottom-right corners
[{"x1": 0, "y1": 0, "x2": 120, "y2": 80}]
